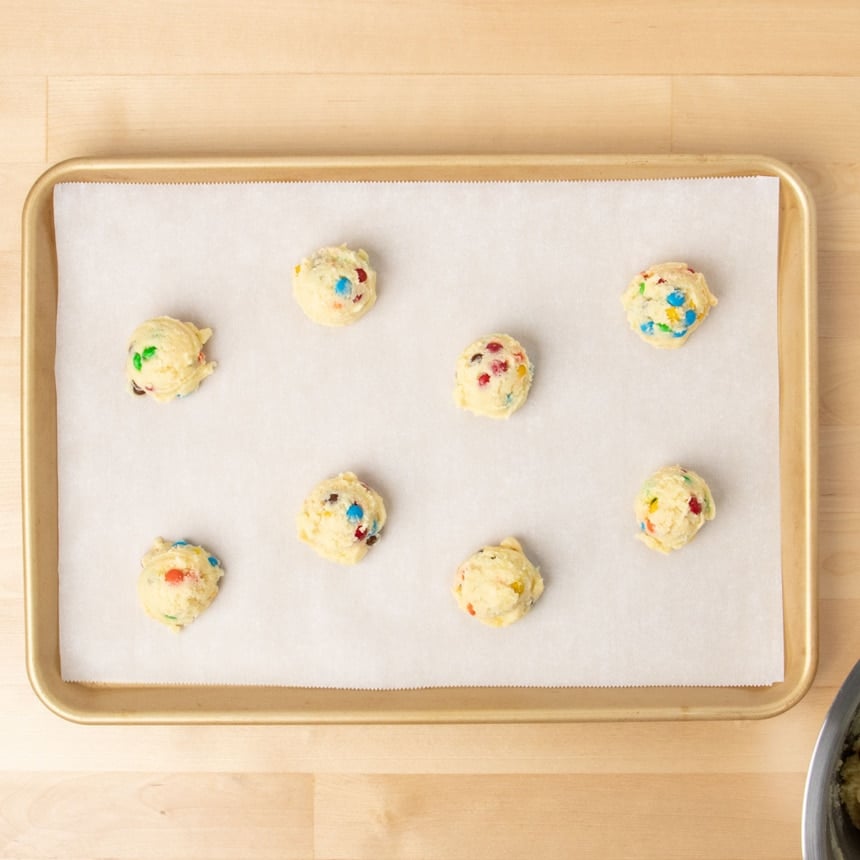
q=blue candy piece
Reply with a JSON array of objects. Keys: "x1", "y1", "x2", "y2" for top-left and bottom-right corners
[
  {"x1": 684, "y1": 309, "x2": 697, "y2": 326},
  {"x1": 640, "y1": 321, "x2": 655, "y2": 335},
  {"x1": 672, "y1": 328, "x2": 688, "y2": 338},
  {"x1": 666, "y1": 290, "x2": 686, "y2": 307},
  {"x1": 207, "y1": 555, "x2": 219, "y2": 567},
  {"x1": 346, "y1": 503, "x2": 364, "y2": 522},
  {"x1": 172, "y1": 540, "x2": 189, "y2": 547},
  {"x1": 334, "y1": 276, "x2": 352, "y2": 296},
  {"x1": 369, "y1": 520, "x2": 379, "y2": 536},
  {"x1": 640, "y1": 522, "x2": 646, "y2": 531}
]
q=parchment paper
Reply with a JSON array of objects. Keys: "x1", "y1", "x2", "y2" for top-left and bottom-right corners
[{"x1": 53, "y1": 176, "x2": 783, "y2": 687}]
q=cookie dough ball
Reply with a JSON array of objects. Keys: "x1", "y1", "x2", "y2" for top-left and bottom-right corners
[
  {"x1": 137, "y1": 538, "x2": 224, "y2": 631},
  {"x1": 297, "y1": 472, "x2": 386, "y2": 564},
  {"x1": 453, "y1": 537, "x2": 544, "y2": 627},
  {"x1": 621, "y1": 262, "x2": 717, "y2": 349},
  {"x1": 126, "y1": 316, "x2": 216, "y2": 402},
  {"x1": 635, "y1": 465, "x2": 715, "y2": 553},
  {"x1": 293, "y1": 245, "x2": 377, "y2": 326},
  {"x1": 454, "y1": 333, "x2": 534, "y2": 419}
]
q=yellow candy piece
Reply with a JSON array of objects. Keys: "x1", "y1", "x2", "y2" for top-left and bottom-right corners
[
  {"x1": 666, "y1": 307, "x2": 680, "y2": 323},
  {"x1": 649, "y1": 497, "x2": 659, "y2": 513},
  {"x1": 516, "y1": 364, "x2": 528, "y2": 377},
  {"x1": 294, "y1": 264, "x2": 301, "y2": 274},
  {"x1": 510, "y1": 580, "x2": 524, "y2": 594}
]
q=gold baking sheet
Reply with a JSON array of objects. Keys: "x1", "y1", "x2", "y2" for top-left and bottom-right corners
[{"x1": 21, "y1": 154, "x2": 817, "y2": 723}]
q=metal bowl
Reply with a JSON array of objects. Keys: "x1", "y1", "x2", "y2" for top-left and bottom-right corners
[{"x1": 804, "y1": 660, "x2": 860, "y2": 859}]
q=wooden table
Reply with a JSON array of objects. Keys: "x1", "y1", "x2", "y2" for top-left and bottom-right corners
[{"x1": 1, "y1": 3, "x2": 857, "y2": 857}]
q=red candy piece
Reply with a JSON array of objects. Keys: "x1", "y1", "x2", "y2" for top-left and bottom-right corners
[
  {"x1": 687, "y1": 267, "x2": 696, "y2": 274},
  {"x1": 354, "y1": 525, "x2": 367, "y2": 540},
  {"x1": 485, "y1": 341, "x2": 503, "y2": 353},
  {"x1": 490, "y1": 359, "x2": 509, "y2": 375},
  {"x1": 477, "y1": 373, "x2": 491, "y2": 386},
  {"x1": 689, "y1": 496, "x2": 702, "y2": 515},
  {"x1": 657, "y1": 278, "x2": 666, "y2": 284},
  {"x1": 352, "y1": 293, "x2": 363, "y2": 303},
  {"x1": 355, "y1": 268, "x2": 367, "y2": 283},
  {"x1": 165, "y1": 568, "x2": 185, "y2": 584},
  {"x1": 466, "y1": 603, "x2": 476, "y2": 616}
]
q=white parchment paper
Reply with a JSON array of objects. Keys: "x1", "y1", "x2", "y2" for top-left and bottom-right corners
[{"x1": 53, "y1": 177, "x2": 783, "y2": 687}]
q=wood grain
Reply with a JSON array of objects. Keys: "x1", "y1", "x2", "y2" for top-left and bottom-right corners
[
  {"x1": 2, "y1": 1, "x2": 860, "y2": 857},
  {"x1": 46, "y1": 75, "x2": 672, "y2": 160},
  {"x1": 4, "y1": 1, "x2": 860, "y2": 77},
  {"x1": 313, "y1": 773, "x2": 801, "y2": 860},
  {"x1": 0, "y1": 772, "x2": 314, "y2": 859}
]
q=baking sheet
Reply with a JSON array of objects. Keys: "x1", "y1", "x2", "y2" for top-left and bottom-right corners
[{"x1": 53, "y1": 176, "x2": 783, "y2": 688}]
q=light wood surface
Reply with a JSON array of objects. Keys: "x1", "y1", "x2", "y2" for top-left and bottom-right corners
[{"x1": 1, "y1": 2, "x2": 857, "y2": 857}]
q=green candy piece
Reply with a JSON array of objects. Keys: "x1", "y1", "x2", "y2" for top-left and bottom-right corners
[
  {"x1": 163, "y1": 614, "x2": 177, "y2": 621},
  {"x1": 656, "y1": 322, "x2": 671, "y2": 332},
  {"x1": 142, "y1": 346, "x2": 157, "y2": 361},
  {"x1": 638, "y1": 281, "x2": 646, "y2": 294},
  {"x1": 133, "y1": 352, "x2": 142, "y2": 372}
]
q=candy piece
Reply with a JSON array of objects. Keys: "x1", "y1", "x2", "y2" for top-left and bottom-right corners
[
  {"x1": 137, "y1": 537, "x2": 224, "y2": 631},
  {"x1": 293, "y1": 245, "x2": 377, "y2": 327},
  {"x1": 621, "y1": 262, "x2": 717, "y2": 349},
  {"x1": 633, "y1": 466, "x2": 715, "y2": 553},
  {"x1": 126, "y1": 316, "x2": 216, "y2": 402},
  {"x1": 297, "y1": 472, "x2": 387, "y2": 564},
  {"x1": 454, "y1": 333, "x2": 534, "y2": 419},
  {"x1": 453, "y1": 537, "x2": 544, "y2": 627}
]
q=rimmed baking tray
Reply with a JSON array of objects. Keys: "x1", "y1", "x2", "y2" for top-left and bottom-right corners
[{"x1": 21, "y1": 154, "x2": 817, "y2": 723}]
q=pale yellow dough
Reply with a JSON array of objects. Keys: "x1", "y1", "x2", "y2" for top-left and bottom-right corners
[
  {"x1": 297, "y1": 472, "x2": 387, "y2": 564},
  {"x1": 634, "y1": 465, "x2": 715, "y2": 553},
  {"x1": 137, "y1": 537, "x2": 224, "y2": 631},
  {"x1": 453, "y1": 537, "x2": 544, "y2": 627},
  {"x1": 453, "y1": 333, "x2": 534, "y2": 419},
  {"x1": 293, "y1": 245, "x2": 377, "y2": 326},
  {"x1": 126, "y1": 316, "x2": 216, "y2": 402},
  {"x1": 621, "y1": 262, "x2": 718, "y2": 349}
]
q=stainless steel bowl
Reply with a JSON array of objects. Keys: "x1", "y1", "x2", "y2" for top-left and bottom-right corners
[{"x1": 804, "y1": 660, "x2": 860, "y2": 859}]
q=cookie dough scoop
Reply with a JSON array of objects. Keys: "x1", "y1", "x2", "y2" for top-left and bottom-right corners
[
  {"x1": 621, "y1": 262, "x2": 717, "y2": 349},
  {"x1": 297, "y1": 472, "x2": 387, "y2": 564},
  {"x1": 137, "y1": 537, "x2": 224, "y2": 631},
  {"x1": 453, "y1": 537, "x2": 544, "y2": 627},
  {"x1": 634, "y1": 465, "x2": 716, "y2": 553},
  {"x1": 126, "y1": 316, "x2": 216, "y2": 401},
  {"x1": 293, "y1": 244, "x2": 377, "y2": 326},
  {"x1": 454, "y1": 333, "x2": 534, "y2": 419}
]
